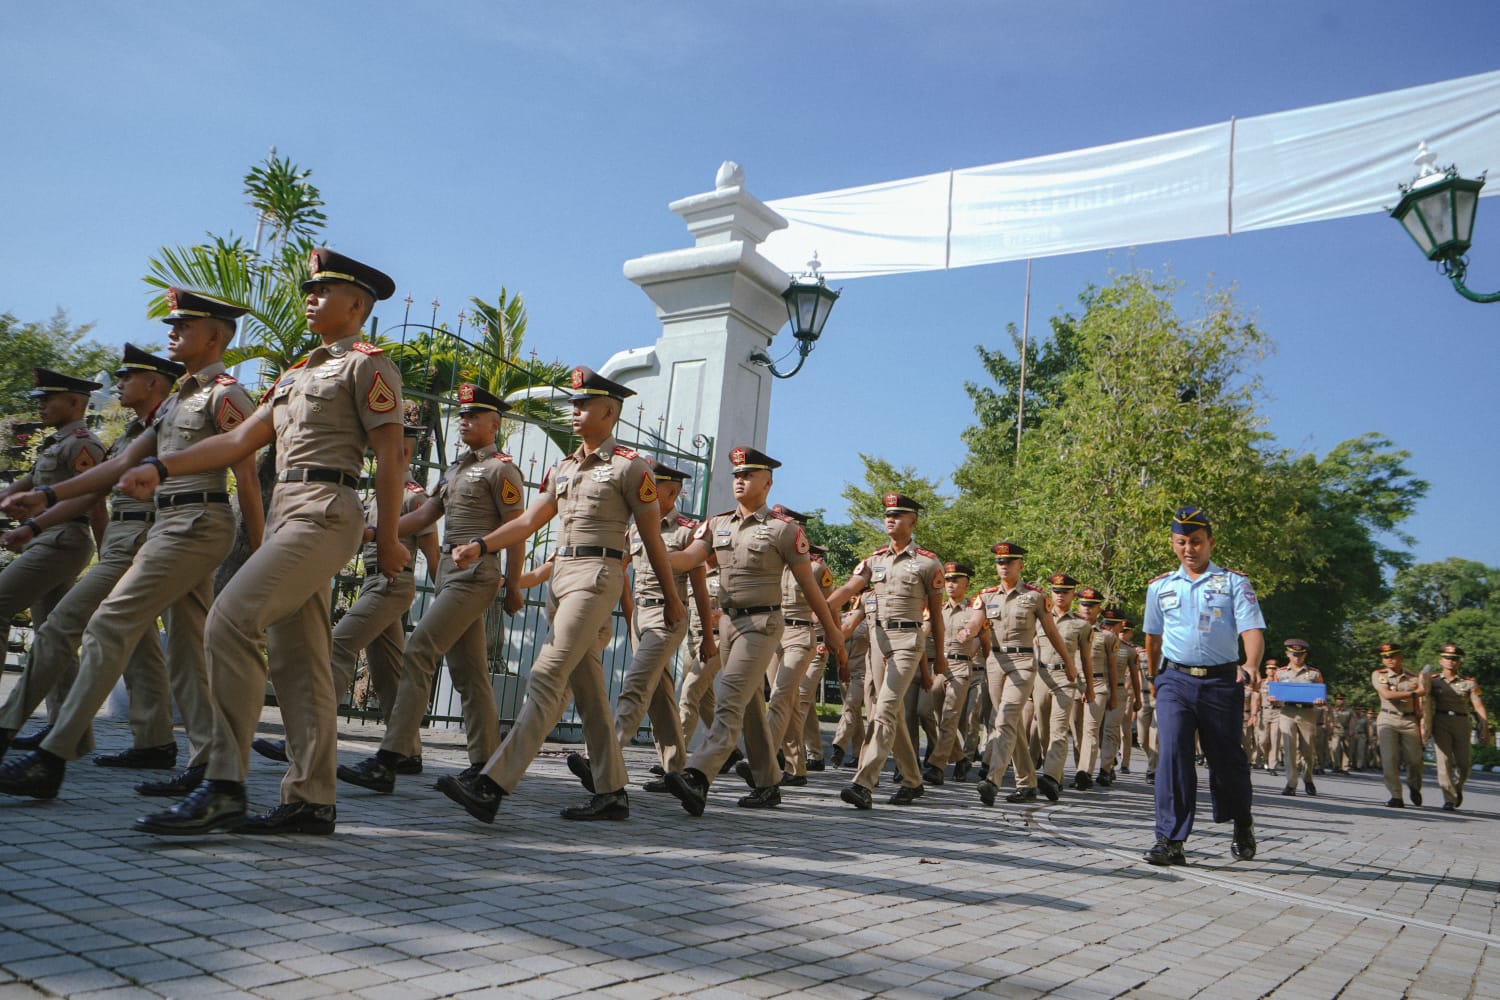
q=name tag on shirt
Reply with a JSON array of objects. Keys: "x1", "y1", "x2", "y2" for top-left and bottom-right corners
[{"x1": 1159, "y1": 591, "x2": 1181, "y2": 611}]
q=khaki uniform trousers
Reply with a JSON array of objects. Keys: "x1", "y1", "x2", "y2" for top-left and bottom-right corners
[
  {"x1": 1264, "y1": 706, "x2": 1283, "y2": 769},
  {"x1": 1432, "y1": 713, "x2": 1473, "y2": 807},
  {"x1": 678, "y1": 628, "x2": 719, "y2": 749},
  {"x1": 1242, "y1": 713, "x2": 1258, "y2": 762},
  {"x1": 1029, "y1": 664, "x2": 1077, "y2": 786},
  {"x1": 1350, "y1": 730, "x2": 1368, "y2": 769},
  {"x1": 204, "y1": 485, "x2": 362, "y2": 804},
  {"x1": 1377, "y1": 712, "x2": 1423, "y2": 800},
  {"x1": 832, "y1": 651, "x2": 868, "y2": 758},
  {"x1": 766, "y1": 624, "x2": 817, "y2": 773},
  {"x1": 381, "y1": 554, "x2": 501, "y2": 764},
  {"x1": 42, "y1": 504, "x2": 228, "y2": 765},
  {"x1": 792, "y1": 649, "x2": 827, "y2": 771},
  {"x1": 927, "y1": 659, "x2": 972, "y2": 768},
  {"x1": 1328, "y1": 727, "x2": 1347, "y2": 771},
  {"x1": 961, "y1": 668, "x2": 989, "y2": 759},
  {"x1": 982, "y1": 653, "x2": 1036, "y2": 786},
  {"x1": 1279, "y1": 706, "x2": 1319, "y2": 785},
  {"x1": 1099, "y1": 680, "x2": 1132, "y2": 775},
  {"x1": 0, "y1": 521, "x2": 94, "y2": 714},
  {"x1": 1137, "y1": 701, "x2": 1158, "y2": 771},
  {"x1": 0, "y1": 517, "x2": 171, "y2": 756},
  {"x1": 1077, "y1": 679, "x2": 1111, "y2": 774},
  {"x1": 686, "y1": 608, "x2": 785, "y2": 787},
  {"x1": 330, "y1": 570, "x2": 418, "y2": 716},
  {"x1": 483, "y1": 555, "x2": 625, "y2": 794},
  {"x1": 852, "y1": 625, "x2": 924, "y2": 791},
  {"x1": 614, "y1": 605, "x2": 688, "y2": 774}
]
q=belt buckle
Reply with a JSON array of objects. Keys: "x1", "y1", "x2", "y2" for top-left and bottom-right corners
[{"x1": 1188, "y1": 666, "x2": 1208, "y2": 678}]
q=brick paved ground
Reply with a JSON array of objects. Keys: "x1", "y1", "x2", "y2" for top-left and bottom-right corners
[{"x1": 1, "y1": 694, "x2": 1496, "y2": 999}]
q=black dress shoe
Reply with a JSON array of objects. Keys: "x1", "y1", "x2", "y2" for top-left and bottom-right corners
[
  {"x1": 828, "y1": 746, "x2": 845, "y2": 768},
  {"x1": 11, "y1": 726, "x2": 52, "y2": 751},
  {"x1": 1410, "y1": 788, "x2": 1422, "y2": 807},
  {"x1": 250, "y1": 738, "x2": 288, "y2": 763},
  {"x1": 718, "y1": 748, "x2": 743, "y2": 775},
  {"x1": 952, "y1": 758, "x2": 971, "y2": 781},
  {"x1": 0, "y1": 728, "x2": 12, "y2": 759},
  {"x1": 922, "y1": 765, "x2": 945, "y2": 786},
  {"x1": 1281, "y1": 785, "x2": 1296, "y2": 797},
  {"x1": 566, "y1": 752, "x2": 596, "y2": 793},
  {"x1": 1231, "y1": 819, "x2": 1256, "y2": 860},
  {"x1": 1005, "y1": 787, "x2": 1037, "y2": 804},
  {"x1": 136, "y1": 764, "x2": 206, "y2": 797},
  {"x1": 976, "y1": 762, "x2": 990, "y2": 782},
  {"x1": 392, "y1": 754, "x2": 422, "y2": 775},
  {"x1": 978, "y1": 780, "x2": 999, "y2": 806},
  {"x1": 1443, "y1": 801, "x2": 1456, "y2": 811},
  {"x1": 888, "y1": 784, "x2": 924, "y2": 806},
  {"x1": 337, "y1": 755, "x2": 395, "y2": 794},
  {"x1": 738, "y1": 785, "x2": 781, "y2": 809},
  {"x1": 562, "y1": 789, "x2": 629, "y2": 821},
  {"x1": 641, "y1": 777, "x2": 669, "y2": 793},
  {"x1": 1038, "y1": 774, "x2": 1061, "y2": 802},
  {"x1": 436, "y1": 772, "x2": 503, "y2": 824},
  {"x1": 649, "y1": 763, "x2": 665, "y2": 776},
  {"x1": 778, "y1": 773, "x2": 808, "y2": 787},
  {"x1": 0, "y1": 751, "x2": 64, "y2": 799},
  {"x1": 95, "y1": 743, "x2": 177, "y2": 769},
  {"x1": 1385, "y1": 797, "x2": 1404, "y2": 808},
  {"x1": 133, "y1": 783, "x2": 246, "y2": 835},
  {"x1": 839, "y1": 783, "x2": 872, "y2": 810},
  {"x1": 241, "y1": 801, "x2": 336, "y2": 835},
  {"x1": 733, "y1": 759, "x2": 757, "y2": 789},
  {"x1": 665, "y1": 768, "x2": 708, "y2": 816},
  {"x1": 1304, "y1": 780, "x2": 1316, "y2": 797},
  {"x1": 1096, "y1": 769, "x2": 1114, "y2": 788},
  {"x1": 1145, "y1": 837, "x2": 1186, "y2": 866},
  {"x1": 806, "y1": 757, "x2": 825, "y2": 772},
  {"x1": 455, "y1": 762, "x2": 482, "y2": 781}
]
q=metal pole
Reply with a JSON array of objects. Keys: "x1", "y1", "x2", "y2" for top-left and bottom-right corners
[
  {"x1": 231, "y1": 145, "x2": 276, "y2": 384},
  {"x1": 1015, "y1": 258, "x2": 1032, "y2": 463}
]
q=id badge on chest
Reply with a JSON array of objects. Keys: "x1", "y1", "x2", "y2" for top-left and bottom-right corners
[{"x1": 1197, "y1": 612, "x2": 1213, "y2": 633}]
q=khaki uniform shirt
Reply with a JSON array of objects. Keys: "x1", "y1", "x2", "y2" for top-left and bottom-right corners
[
  {"x1": 688, "y1": 568, "x2": 721, "y2": 640},
  {"x1": 1430, "y1": 674, "x2": 1477, "y2": 716},
  {"x1": 148, "y1": 364, "x2": 255, "y2": 495},
  {"x1": 432, "y1": 444, "x2": 525, "y2": 546},
  {"x1": 629, "y1": 508, "x2": 699, "y2": 604},
  {"x1": 1036, "y1": 609, "x2": 1090, "y2": 670},
  {"x1": 1088, "y1": 627, "x2": 1119, "y2": 681},
  {"x1": 541, "y1": 434, "x2": 658, "y2": 549},
  {"x1": 689, "y1": 504, "x2": 809, "y2": 609},
  {"x1": 971, "y1": 582, "x2": 1048, "y2": 648},
  {"x1": 30, "y1": 418, "x2": 104, "y2": 490},
  {"x1": 852, "y1": 542, "x2": 943, "y2": 622},
  {"x1": 942, "y1": 599, "x2": 980, "y2": 661},
  {"x1": 106, "y1": 414, "x2": 157, "y2": 516},
  {"x1": 1114, "y1": 642, "x2": 1139, "y2": 690},
  {"x1": 843, "y1": 608, "x2": 871, "y2": 666},
  {"x1": 256, "y1": 337, "x2": 404, "y2": 476},
  {"x1": 360, "y1": 480, "x2": 434, "y2": 570},
  {"x1": 1374, "y1": 669, "x2": 1420, "y2": 717},
  {"x1": 782, "y1": 557, "x2": 833, "y2": 623}
]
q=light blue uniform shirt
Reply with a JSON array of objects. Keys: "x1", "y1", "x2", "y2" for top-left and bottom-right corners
[{"x1": 1144, "y1": 560, "x2": 1265, "y2": 666}]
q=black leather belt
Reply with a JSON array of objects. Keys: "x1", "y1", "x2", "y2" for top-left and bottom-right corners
[
  {"x1": 1164, "y1": 659, "x2": 1238, "y2": 679},
  {"x1": 726, "y1": 605, "x2": 779, "y2": 617},
  {"x1": 557, "y1": 545, "x2": 626, "y2": 560},
  {"x1": 110, "y1": 510, "x2": 154, "y2": 522},
  {"x1": 1436, "y1": 710, "x2": 1468, "y2": 717},
  {"x1": 157, "y1": 491, "x2": 230, "y2": 508},
  {"x1": 784, "y1": 617, "x2": 815, "y2": 626},
  {"x1": 879, "y1": 619, "x2": 922, "y2": 630},
  {"x1": 946, "y1": 653, "x2": 970, "y2": 661},
  {"x1": 278, "y1": 468, "x2": 360, "y2": 490},
  {"x1": 637, "y1": 598, "x2": 668, "y2": 607},
  {"x1": 993, "y1": 645, "x2": 1033, "y2": 654}
]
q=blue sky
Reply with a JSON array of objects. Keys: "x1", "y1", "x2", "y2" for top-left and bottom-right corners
[{"x1": 3, "y1": 2, "x2": 1497, "y2": 568}]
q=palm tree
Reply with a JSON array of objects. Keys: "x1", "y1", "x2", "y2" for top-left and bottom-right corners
[{"x1": 465, "y1": 289, "x2": 574, "y2": 454}]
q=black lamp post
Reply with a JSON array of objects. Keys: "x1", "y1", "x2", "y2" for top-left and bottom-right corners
[
  {"x1": 751, "y1": 255, "x2": 841, "y2": 379},
  {"x1": 1389, "y1": 142, "x2": 1499, "y2": 303}
]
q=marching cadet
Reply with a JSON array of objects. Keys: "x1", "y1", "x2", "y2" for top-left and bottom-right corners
[
  {"x1": 1142, "y1": 506, "x2": 1263, "y2": 867},
  {"x1": 338, "y1": 384, "x2": 524, "y2": 794},
  {"x1": 1126, "y1": 625, "x2": 1158, "y2": 782},
  {"x1": 678, "y1": 565, "x2": 722, "y2": 750},
  {"x1": 1096, "y1": 607, "x2": 1140, "y2": 787},
  {"x1": 1267, "y1": 638, "x2": 1323, "y2": 797},
  {"x1": 922, "y1": 562, "x2": 980, "y2": 785},
  {"x1": 252, "y1": 422, "x2": 439, "y2": 766},
  {"x1": 830, "y1": 593, "x2": 876, "y2": 768},
  {"x1": 1371, "y1": 641, "x2": 1425, "y2": 808},
  {"x1": 567, "y1": 459, "x2": 715, "y2": 796},
  {"x1": 1260, "y1": 657, "x2": 1282, "y2": 774},
  {"x1": 759, "y1": 507, "x2": 832, "y2": 786},
  {"x1": 129, "y1": 251, "x2": 406, "y2": 835},
  {"x1": 1426, "y1": 643, "x2": 1487, "y2": 811},
  {"x1": 0, "y1": 368, "x2": 106, "y2": 753},
  {"x1": 817, "y1": 493, "x2": 943, "y2": 809},
  {"x1": 953, "y1": 543, "x2": 1073, "y2": 805},
  {"x1": 0, "y1": 346, "x2": 178, "y2": 771},
  {"x1": 793, "y1": 542, "x2": 835, "y2": 774},
  {"x1": 436, "y1": 366, "x2": 683, "y2": 824},
  {"x1": 1328, "y1": 692, "x2": 1353, "y2": 774},
  {"x1": 1073, "y1": 587, "x2": 1117, "y2": 790},
  {"x1": 659, "y1": 447, "x2": 847, "y2": 815},
  {"x1": 0, "y1": 295, "x2": 261, "y2": 803},
  {"x1": 1028, "y1": 573, "x2": 1093, "y2": 799}
]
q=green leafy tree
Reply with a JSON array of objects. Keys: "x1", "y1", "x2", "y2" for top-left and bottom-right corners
[
  {"x1": 839, "y1": 455, "x2": 978, "y2": 575},
  {"x1": 0, "y1": 310, "x2": 119, "y2": 415},
  {"x1": 803, "y1": 510, "x2": 865, "y2": 581}
]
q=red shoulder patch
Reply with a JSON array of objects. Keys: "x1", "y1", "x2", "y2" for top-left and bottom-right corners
[
  {"x1": 771, "y1": 510, "x2": 796, "y2": 523},
  {"x1": 404, "y1": 481, "x2": 425, "y2": 494},
  {"x1": 1024, "y1": 582, "x2": 1044, "y2": 593},
  {"x1": 72, "y1": 427, "x2": 91, "y2": 438},
  {"x1": 914, "y1": 545, "x2": 938, "y2": 558},
  {"x1": 969, "y1": 595, "x2": 985, "y2": 609},
  {"x1": 351, "y1": 342, "x2": 383, "y2": 356},
  {"x1": 613, "y1": 444, "x2": 638, "y2": 459},
  {"x1": 675, "y1": 515, "x2": 699, "y2": 529},
  {"x1": 873, "y1": 544, "x2": 892, "y2": 555},
  {"x1": 213, "y1": 373, "x2": 238, "y2": 386},
  {"x1": 496, "y1": 452, "x2": 514, "y2": 463},
  {"x1": 1148, "y1": 571, "x2": 1171, "y2": 584},
  {"x1": 286, "y1": 357, "x2": 310, "y2": 371}
]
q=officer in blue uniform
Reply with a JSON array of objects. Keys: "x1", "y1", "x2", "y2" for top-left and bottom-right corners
[{"x1": 1142, "y1": 506, "x2": 1265, "y2": 866}]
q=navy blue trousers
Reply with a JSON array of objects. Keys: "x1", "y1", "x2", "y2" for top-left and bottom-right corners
[{"x1": 1153, "y1": 668, "x2": 1253, "y2": 841}]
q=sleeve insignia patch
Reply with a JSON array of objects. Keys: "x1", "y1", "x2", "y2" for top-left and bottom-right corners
[
  {"x1": 794, "y1": 526, "x2": 810, "y2": 555},
  {"x1": 501, "y1": 478, "x2": 523, "y2": 506},
  {"x1": 637, "y1": 470, "x2": 659, "y2": 504},
  {"x1": 216, "y1": 396, "x2": 245, "y2": 430},
  {"x1": 351, "y1": 342, "x2": 384, "y2": 356},
  {"x1": 366, "y1": 371, "x2": 397, "y2": 413},
  {"x1": 821, "y1": 567, "x2": 835, "y2": 590},
  {"x1": 71, "y1": 447, "x2": 98, "y2": 473}
]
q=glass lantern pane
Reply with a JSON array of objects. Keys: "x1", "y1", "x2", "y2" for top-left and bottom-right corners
[
  {"x1": 1416, "y1": 190, "x2": 1455, "y2": 249},
  {"x1": 1399, "y1": 209, "x2": 1435, "y2": 255},
  {"x1": 1454, "y1": 188, "x2": 1478, "y2": 244},
  {"x1": 797, "y1": 294, "x2": 819, "y2": 333}
]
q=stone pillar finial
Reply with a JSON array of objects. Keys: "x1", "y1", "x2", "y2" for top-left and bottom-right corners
[{"x1": 716, "y1": 161, "x2": 745, "y2": 191}]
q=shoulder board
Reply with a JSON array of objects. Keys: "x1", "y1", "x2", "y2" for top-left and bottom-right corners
[
  {"x1": 712, "y1": 508, "x2": 736, "y2": 519},
  {"x1": 872, "y1": 545, "x2": 892, "y2": 555},
  {"x1": 1221, "y1": 567, "x2": 1249, "y2": 577},
  {"x1": 495, "y1": 452, "x2": 514, "y2": 463},
  {"x1": 1148, "y1": 571, "x2": 1171, "y2": 584},
  {"x1": 213, "y1": 373, "x2": 239, "y2": 386},
  {"x1": 286, "y1": 357, "x2": 311, "y2": 371},
  {"x1": 914, "y1": 546, "x2": 938, "y2": 559},
  {"x1": 72, "y1": 427, "x2": 92, "y2": 438},
  {"x1": 612, "y1": 444, "x2": 638, "y2": 459},
  {"x1": 1024, "y1": 583, "x2": 1043, "y2": 593},
  {"x1": 675, "y1": 515, "x2": 699, "y2": 529},
  {"x1": 404, "y1": 481, "x2": 425, "y2": 494},
  {"x1": 350, "y1": 342, "x2": 383, "y2": 356},
  {"x1": 771, "y1": 511, "x2": 797, "y2": 524},
  {"x1": 980, "y1": 585, "x2": 1000, "y2": 595}
]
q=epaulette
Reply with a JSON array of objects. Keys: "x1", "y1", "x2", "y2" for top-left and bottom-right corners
[
  {"x1": 675, "y1": 515, "x2": 698, "y2": 529},
  {"x1": 404, "y1": 481, "x2": 425, "y2": 494},
  {"x1": 612, "y1": 444, "x2": 638, "y2": 459},
  {"x1": 1221, "y1": 567, "x2": 1249, "y2": 577},
  {"x1": 1148, "y1": 571, "x2": 1171, "y2": 584},
  {"x1": 286, "y1": 357, "x2": 310, "y2": 371},
  {"x1": 213, "y1": 373, "x2": 238, "y2": 386},
  {"x1": 495, "y1": 451, "x2": 514, "y2": 463},
  {"x1": 350, "y1": 342, "x2": 383, "y2": 356},
  {"x1": 979, "y1": 585, "x2": 1000, "y2": 595},
  {"x1": 914, "y1": 545, "x2": 938, "y2": 559},
  {"x1": 712, "y1": 508, "x2": 736, "y2": 520},
  {"x1": 1024, "y1": 582, "x2": 1044, "y2": 593},
  {"x1": 872, "y1": 544, "x2": 892, "y2": 555},
  {"x1": 72, "y1": 427, "x2": 91, "y2": 438},
  {"x1": 771, "y1": 510, "x2": 798, "y2": 524}
]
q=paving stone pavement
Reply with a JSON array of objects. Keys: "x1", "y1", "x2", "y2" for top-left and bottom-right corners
[{"x1": 1, "y1": 697, "x2": 1496, "y2": 999}]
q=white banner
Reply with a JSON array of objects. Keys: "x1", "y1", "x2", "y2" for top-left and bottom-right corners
[{"x1": 761, "y1": 70, "x2": 1500, "y2": 280}]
